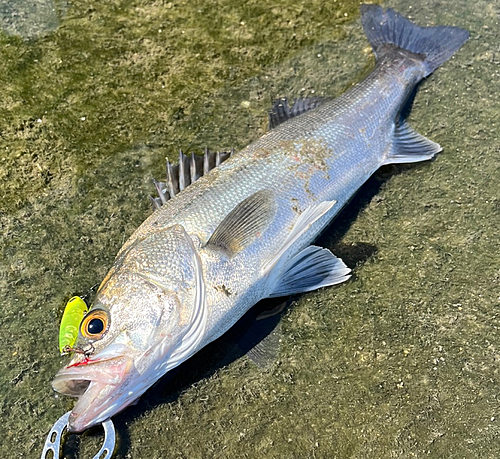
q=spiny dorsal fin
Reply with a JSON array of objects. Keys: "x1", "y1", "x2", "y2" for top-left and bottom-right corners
[
  {"x1": 268, "y1": 97, "x2": 327, "y2": 129},
  {"x1": 150, "y1": 148, "x2": 234, "y2": 209},
  {"x1": 206, "y1": 189, "x2": 276, "y2": 257}
]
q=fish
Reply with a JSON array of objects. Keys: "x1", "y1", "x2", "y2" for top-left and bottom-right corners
[{"x1": 52, "y1": 4, "x2": 468, "y2": 433}]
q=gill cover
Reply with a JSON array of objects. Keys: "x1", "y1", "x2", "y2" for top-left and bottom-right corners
[
  {"x1": 52, "y1": 224, "x2": 207, "y2": 432},
  {"x1": 122, "y1": 223, "x2": 208, "y2": 372},
  {"x1": 74, "y1": 223, "x2": 208, "y2": 367}
]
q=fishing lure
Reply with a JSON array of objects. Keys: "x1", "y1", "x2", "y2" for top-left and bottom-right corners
[
  {"x1": 42, "y1": 294, "x2": 116, "y2": 458},
  {"x1": 58, "y1": 296, "x2": 88, "y2": 354}
]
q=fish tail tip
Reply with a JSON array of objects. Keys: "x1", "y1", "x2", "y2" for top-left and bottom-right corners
[{"x1": 360, "y1": 4, "x2": 469, "y2": 77}]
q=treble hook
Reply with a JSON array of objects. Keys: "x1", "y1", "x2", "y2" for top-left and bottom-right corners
[{"x1": 40, "y1": 411, "x2": 116, "y2": 459}]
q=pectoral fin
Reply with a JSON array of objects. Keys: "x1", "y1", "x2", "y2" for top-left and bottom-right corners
[
  {"x1": 207, "y1": 190, "x2": 276, "y2": 256},
  {"x1": 233, "y1": 300, "x2": 287, "y2": 368},
  {"x1": 245, "y1": 322, "x2": 282, "y2": 368}
]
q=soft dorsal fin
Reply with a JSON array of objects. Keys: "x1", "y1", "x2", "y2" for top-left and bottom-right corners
[
  {"x1": 150, "y1": 148, "x2": 234, "y2": 210},
  {"x1": 206, "y1": 190, "x2": 276, "y2": 257},
  {"x1": 268, "y1": 97, "x2": 327, "y2": 129}
]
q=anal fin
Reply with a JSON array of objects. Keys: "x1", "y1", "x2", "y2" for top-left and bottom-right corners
[{"x1": 384, "y1": 121, "x2": 442, "y2": 165}]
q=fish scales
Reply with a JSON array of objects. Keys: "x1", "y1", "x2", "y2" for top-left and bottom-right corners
[
  {"x1": 126, "y1": 54, "x2": 422, "y2": 341},
  {"x1": 51, "y1": 5, "x2": 468, "y2": 435}
]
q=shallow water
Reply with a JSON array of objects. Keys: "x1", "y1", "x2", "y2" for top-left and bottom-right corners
[{"x1": 0, "y1": 0, "x2": 499, "y2": 457}]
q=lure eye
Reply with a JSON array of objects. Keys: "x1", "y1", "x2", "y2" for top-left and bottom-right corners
[{"x1": 81, "y1": 309, "x2": 109, "y2": 340}]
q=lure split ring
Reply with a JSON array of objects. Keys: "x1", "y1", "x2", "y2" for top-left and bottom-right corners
[{"x1": 40, "y1": 411, "x2": 116, "y2": 459}]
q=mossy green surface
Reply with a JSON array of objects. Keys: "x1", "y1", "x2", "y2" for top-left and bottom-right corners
[{"x1": 0, "y1": 0, "x2": 498, "y2": 457}]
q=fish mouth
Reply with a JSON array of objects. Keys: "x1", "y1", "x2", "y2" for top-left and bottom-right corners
[{"x1": 52, "y1": 347, "x2": 137, "y2": 433}]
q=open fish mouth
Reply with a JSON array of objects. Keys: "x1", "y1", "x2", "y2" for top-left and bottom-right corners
[{"x1": 52, "y1": 350, "x2": 136, "y2": 433}]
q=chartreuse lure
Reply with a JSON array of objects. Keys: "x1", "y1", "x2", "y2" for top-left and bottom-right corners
[{"x1": 58, "y1": 296, "x2": 88, "y2": 354}]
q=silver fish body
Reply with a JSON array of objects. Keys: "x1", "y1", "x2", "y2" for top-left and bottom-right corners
[{"x1": 53, "y1": 5, "x2": 468, "y2": 433}]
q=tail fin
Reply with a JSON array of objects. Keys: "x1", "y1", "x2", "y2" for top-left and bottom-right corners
[{"x1": 361, "y1": 4, "x2": 469, "y2": 77}]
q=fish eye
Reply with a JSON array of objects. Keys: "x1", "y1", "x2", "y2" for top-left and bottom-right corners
[{"x1": 81, "y1": 309, "x2": 109, "y2": 340}]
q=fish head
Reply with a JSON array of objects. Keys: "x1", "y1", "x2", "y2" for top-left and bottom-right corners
[{"x1": 52, "y1": 224, "x2": 206, "y2": 432}]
